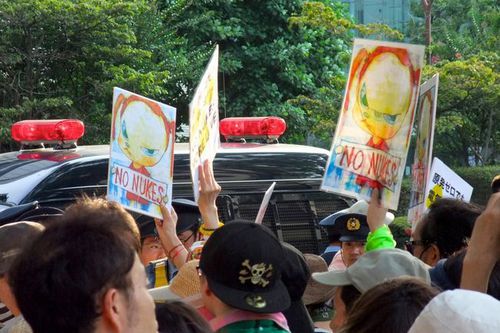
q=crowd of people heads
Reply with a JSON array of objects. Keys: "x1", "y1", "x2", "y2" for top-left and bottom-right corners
[
  {"x1": 0, "y1": 221, "x2": 45, "y2": 333},
  {"x1": 0, "y1": 174, "x2": 499, "y2": 333},
  {"x1": 10, "y1": 201, "x2": 156, "y2": 333},
  {"x1": 339, "y1": 276, "x2": 439, "y2": 333},
  {"x1": 155, "y1": 301, "x2": 212, "y2": 333},
  {"x1": 409, "y1": 198, "x2": 482, "y2": 266}
]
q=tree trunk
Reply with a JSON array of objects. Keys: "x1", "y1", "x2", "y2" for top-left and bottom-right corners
[
  {"x1": 422, "y1": 0, "x2": 433, "y2": 64},
  {"x1": 24, "y1": 27, "x2": 34, "y2": 118},
  {"x1": 481, "y1": 107, "x2": 495, "y2": 164}
]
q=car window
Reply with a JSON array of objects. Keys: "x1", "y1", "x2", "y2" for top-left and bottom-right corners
[
  {"x1": 41, "y1": 160, "x2": 110, "y2": 190},
  {"x1": 21, "y1": 159, "x2": 109, "y2": 206}
]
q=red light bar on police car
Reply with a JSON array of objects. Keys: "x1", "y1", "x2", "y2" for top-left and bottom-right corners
[
  {"x1": 11, "y1": 119, "x2": 85, "y2": 145},
  {"x1": 220, "y1": 117, "x2": 286, "y2": 141}
]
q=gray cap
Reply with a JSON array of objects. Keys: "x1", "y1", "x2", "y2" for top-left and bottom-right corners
[
  {"x1": 312, "y1": 248, "x2": 430, "y2": 293},
  {"x1": 0, "y1": 221, "x2": 45, "y2": 275}
]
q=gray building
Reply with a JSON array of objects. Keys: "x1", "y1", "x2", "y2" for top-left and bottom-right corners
[{"x1": 341, "y1": 0, "x2": 411, "y2": 32}]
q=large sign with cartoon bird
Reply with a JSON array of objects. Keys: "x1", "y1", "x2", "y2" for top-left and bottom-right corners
[
  {"x1": 322, "y1": 39, "x2": 425, "y2": 210},
  {"x1": 189, "y1": 45, "x2": 220, "y2": 202},
  {"x1": 108, "y1": 87, "x2": 176, "y2": 219},
  {"x1": 407, "y1": 74, "x2": 439, "y2": 227}
]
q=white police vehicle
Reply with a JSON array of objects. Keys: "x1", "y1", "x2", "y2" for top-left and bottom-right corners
[{"x1": 0, "y1": 118, "x2": 350, "y2": 253}]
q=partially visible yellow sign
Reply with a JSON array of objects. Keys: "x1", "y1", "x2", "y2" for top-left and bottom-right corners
[{"x1": 425, "y1": 183, "x2": 443, "y2": 209}]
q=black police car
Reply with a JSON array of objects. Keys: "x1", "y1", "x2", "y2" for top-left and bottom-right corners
[{"x1": 0, "y1": 118, "x2": 351, "y2": 254}]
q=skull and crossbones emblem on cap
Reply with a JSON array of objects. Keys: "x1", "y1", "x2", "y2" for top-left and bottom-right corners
[{"x1": 239, "y1": 259, "x2": 273, "y2": 287}]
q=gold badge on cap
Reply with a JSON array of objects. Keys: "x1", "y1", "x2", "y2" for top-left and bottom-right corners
[
  {"x1": 239, "y1": 259, "x2": 273, "y2": 287},
  {"x1": 245, "y1": 294, "x2": 267, "y2": 309},
  {"x1": 347, "y1": 218, "x2": 361, "y2": 231}
]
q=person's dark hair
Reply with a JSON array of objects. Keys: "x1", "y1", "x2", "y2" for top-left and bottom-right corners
[
  {"x1": 64, "y1": 196, "x2": 141, "y2": 251},
  {"x1": 280, "y1": 242, "x2": 315, "y2": 333},
  {"x1": 155, "y1": 301, "x2": 213, "y2": 333},
  {"x1": 444, "y1": 249, "x2": 500, "y2": 300},
  {"x1": 16, "y1": 206, "x2": 64, "y2": 224},
  {"x1": 491, "y1": 175, "x2": 500, "y2": 193},
  {"x1": 339, "y1": 277, "x2": 439, "y2": 333},
  {"x1": 327, "y1": 233, "x2": 341, "y2": 244},
  {"x1": 188, "y1": 222, "x2": 200, "y2": 235},
  {"x1": 10, "y1": 217, "x2": 136, "y2": 333},
  {"x1": 419, "y1": 198, "x2": 482, "y2": 258},
  {"x1": 340, "y1": 285, "x2": 361, "y2": 313}
]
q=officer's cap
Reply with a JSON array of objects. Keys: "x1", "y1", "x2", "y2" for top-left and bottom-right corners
[{"x1": 319, "y1": 200, "x2": 394, "y2": 242}]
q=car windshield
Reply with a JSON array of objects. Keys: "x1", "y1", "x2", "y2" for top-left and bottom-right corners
[{"x1": 0, "y1": 151, "x2": 80, "y2": 185}]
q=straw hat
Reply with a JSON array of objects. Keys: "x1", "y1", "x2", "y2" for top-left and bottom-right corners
[
  {"x1": 149, "y1": 259, "x2": 200, "y2": 301},
  {"x1": 302, "y1": 254, "x2": 336, "y2": 305}
]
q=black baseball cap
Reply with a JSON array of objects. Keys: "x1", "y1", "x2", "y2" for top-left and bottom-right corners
[
  {"x1": 281, "y1": 242, "x2": 315, "y2": 333},
  {"x1": 172, "y1": 198, "x2": 201, "y2": 234},
  {"x1": 136, "y1": 198, "x2": 202, "y2": 240},
  {"x1": 199, "y1": 222, "x2": 291, "y2": 313}
]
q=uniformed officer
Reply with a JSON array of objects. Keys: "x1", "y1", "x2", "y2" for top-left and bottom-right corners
[
  {"x1": 319, "y1": 219, "x2": 342, "y2": 266},
  {"x1": 320, "y1": 200, "x2": 393, "y2": 268}
]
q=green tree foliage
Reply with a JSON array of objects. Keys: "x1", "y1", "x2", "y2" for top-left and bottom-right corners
[
  {"x1": 287, "y1": 1, "x2": 403, "y2": 145},
  {"x1": 390, "y1": 216, "x2": 410, "y2": 249},
  {"x1": 0, "y1": 0, "x2": 171, "y2": 150},
  {"x1": 0, "y1": 0, "x2": 406, "y2": 149},
  {"x1": 161, "y1": 0, "x2": 358, "y2": 144},
  {"x1": 455, "y1": 165, "x2": 499, "y2": 206},
  {"x1": 407, "y1": 0, "x2": 499, "y2": 168},
  {"x1": 422, "y1": 53, "x2": 499, "y2": 166},
  {"x1": 408, "y1": 0, "x2": 499, "y2": 61},
  {"x1": 290, "y1": 1, "x2": 404, "y2": 40}
]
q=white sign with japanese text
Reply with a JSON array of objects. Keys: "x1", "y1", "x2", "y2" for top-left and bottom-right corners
[{"x1": 424, "y1": 157, "x2": 473, "y2": 209}]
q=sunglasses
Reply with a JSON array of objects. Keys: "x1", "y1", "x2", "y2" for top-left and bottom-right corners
[{"x1": 405, "y1": 239, "x2": 435, "y2": 255}]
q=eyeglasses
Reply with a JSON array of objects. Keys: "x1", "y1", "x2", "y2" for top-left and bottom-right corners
[
  {"x1": 405, "y1": 239, "x2": 435, "y2": 255},
  {"x1": 179, "y1": 231, "x2": 195, "y2": 244},
  {"x1": 196, "y1": 265, "x2": 203, "y2": 277}
]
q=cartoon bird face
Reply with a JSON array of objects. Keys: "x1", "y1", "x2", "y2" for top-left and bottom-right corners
[
  {"x1": 205, "y1": 76, "x2": 215, "y2": 107},
  {"x1": 416, "y1": 92, "x2": 432, "y2": 161},
  {"x1": 353, "y1": 52, "x2": 412, "y2": 141},
  {"x1": 118, "y1": 101, "x2": 168, "y2": 168}
]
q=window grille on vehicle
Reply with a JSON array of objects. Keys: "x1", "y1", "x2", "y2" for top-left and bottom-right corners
[{"x1": 217, "y1": 192, "x2": 350, "y2": 254}]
